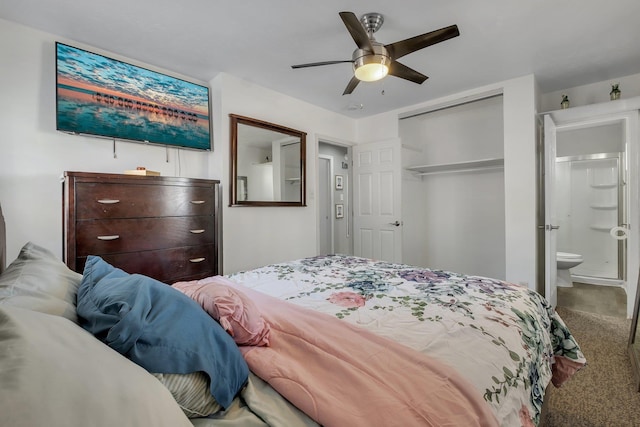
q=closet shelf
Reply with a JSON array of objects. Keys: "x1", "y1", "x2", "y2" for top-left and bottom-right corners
[
  {"x1": 406, "y1": 158, "x2": 504, "y2": 175},
  {"x1": 590, "y1": 183, "x2": 617, "y2": 189},
  {"x1": 590, "y1": 204, "x2": 617, "y2": 210}
]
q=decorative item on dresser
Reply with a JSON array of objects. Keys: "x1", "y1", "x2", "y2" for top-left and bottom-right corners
[{"x1": 63, "y1": 171, "x2": 221, "y2": 283}]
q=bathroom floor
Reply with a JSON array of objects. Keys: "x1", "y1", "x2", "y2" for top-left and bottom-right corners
[{"x1": 557, "y1": 282, "x2": 627, "y2": 318}]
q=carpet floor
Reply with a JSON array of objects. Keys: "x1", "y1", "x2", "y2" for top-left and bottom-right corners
[{"x1": 541, "y1": 307, "x2": 640, "y2": 427}]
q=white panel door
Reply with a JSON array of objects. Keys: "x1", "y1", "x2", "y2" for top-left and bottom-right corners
[
  {"x1": 353, "y1": 138, "x2": 402, "y2": 262},
  {"x1": 544, "y1": 114, "x2": 558, "y2": 308}
]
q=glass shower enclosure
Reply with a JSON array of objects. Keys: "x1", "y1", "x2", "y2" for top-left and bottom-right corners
[{"x1": 555, "y1": 153, "x2": 625, "y2": 284}]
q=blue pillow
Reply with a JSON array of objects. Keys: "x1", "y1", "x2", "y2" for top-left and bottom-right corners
[{"x1": 76, "y1": 256, "x2": 248, "y2": 409}]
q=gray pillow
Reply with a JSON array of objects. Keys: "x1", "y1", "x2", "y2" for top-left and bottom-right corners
[
  {"x1": 0, "y1": 242, "x2": 81, "y2": 323},
  {"x1": 0, "y1": 306, "x2": 192, "y2": 427}
]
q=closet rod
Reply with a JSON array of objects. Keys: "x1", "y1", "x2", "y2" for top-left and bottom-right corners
[{"x1": 399, "y1": 93, "x2": 503, "y2": 121}]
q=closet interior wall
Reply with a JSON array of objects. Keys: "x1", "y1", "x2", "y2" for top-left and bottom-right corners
[{"x1": 400, "y1": 95, "x2": 506, "y2": 279}]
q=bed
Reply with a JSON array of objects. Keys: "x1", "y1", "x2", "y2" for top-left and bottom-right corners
[{"x1": 0, "y1": 202, "x2": 586, "y2": 427}]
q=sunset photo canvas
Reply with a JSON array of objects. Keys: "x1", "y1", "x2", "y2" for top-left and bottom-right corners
[{"x1": 56, "y1": 42, "x2": 211, "y2": 150}]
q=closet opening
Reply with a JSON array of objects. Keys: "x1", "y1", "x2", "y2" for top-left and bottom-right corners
[{"x1": 399, "y1": 94, "x2": 505, "y2": 279}]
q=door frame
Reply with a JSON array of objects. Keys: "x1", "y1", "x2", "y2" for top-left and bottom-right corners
[
  {"x1": 316, "y1": 137, "x2": 355, "y2": 256},
  {"x1": 318, "y1": 155, "x2": 335, "y2": 255},
  {"x1": 542, "y1": 102, "x2": 639, "y2": 318}
]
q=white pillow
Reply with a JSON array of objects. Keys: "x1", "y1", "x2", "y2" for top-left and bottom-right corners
[
  {"x1": 152, "y1": 372, "x2": 221, "y2": 418},
  {"x1": 0, "y1": 242, "x2": 81, "y2": 322},
  {"x1": 0, "y1": 306, "x2": 192, "y2": 427}
]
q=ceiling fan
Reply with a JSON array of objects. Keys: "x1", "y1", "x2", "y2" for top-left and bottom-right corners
[{"x1": 291, "y1": 11, "x2": 460, "y2": 95}]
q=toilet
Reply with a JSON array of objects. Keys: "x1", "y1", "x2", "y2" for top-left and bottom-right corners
[{"x1": 556, "y1": 252, "x2": 584, "y2": 288}]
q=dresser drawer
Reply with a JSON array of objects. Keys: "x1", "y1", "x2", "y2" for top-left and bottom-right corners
[
  {"x1": 76, "y1": 244, "x2": 217, "y2": 284},
  {"x1": 75, "y1": 182, "x2": 215, "y2": 219},
  {"x1": 75, "y1": 216, "x2": 214, "y2": 256}
]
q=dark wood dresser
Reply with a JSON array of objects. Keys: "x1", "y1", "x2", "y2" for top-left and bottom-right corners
[{"x1": 63, "y1": 171, "x2": 221, "y2": 283}]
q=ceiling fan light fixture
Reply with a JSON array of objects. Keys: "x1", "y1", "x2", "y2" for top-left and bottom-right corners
[
  {"x1": 354, "y1": 58, "x2": 389, "y2": 82},
  {"x1": 354, "y1": 56, "x2": 389, "y2": 82}
]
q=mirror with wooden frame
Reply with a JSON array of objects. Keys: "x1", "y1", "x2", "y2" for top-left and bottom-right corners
[{"x1": 229, "y1": 114, "x2": 306, "y2": 206}]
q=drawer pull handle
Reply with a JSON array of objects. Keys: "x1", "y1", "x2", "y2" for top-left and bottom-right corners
[
  {"x1": 190, "y1": 229, "x2": 205, "y2": 234},
  {"x1": 191, "y1": 200, "x2": 205, "y2": 205},
  {"x1": 97, "y1": 199, "x2": 120, "y2": 204},
  {"x1": 97, "y1": 235, "x2": 120, "y2": 241},
  {"x1": 189, "y1": 257, "x2": 205, "y2": 263}
]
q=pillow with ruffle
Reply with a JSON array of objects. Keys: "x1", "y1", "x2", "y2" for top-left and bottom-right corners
[{"x1": 172, "y1": 276, "x2": 270, "y2": 347}]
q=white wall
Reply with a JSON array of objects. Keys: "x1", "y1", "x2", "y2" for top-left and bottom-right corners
[
  {"x1": 503, "y1": 75, "x2": 538, "y2": 288},
  {"x1": 0, "y1": 19, "x2": 357, "y2": 275},
  {"x1": 541, "y1": 72, "x2": 640, "y2": 112},
  {"x1": 212, "y1": 73, "x2": 356, "y2": 273}
]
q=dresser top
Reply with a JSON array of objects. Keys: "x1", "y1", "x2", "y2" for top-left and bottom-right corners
[{"x1": 64, "y1": 171, "x2": 220, "y2": 186}]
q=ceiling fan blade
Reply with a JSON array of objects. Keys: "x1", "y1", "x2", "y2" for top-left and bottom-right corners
[
  {"x1": 385, "y1": 25, "x2": 459, "y2": 60},
  {"x1": 388, "y1": 61, "x2": 428, "y2": 84},
  {"x1": 342, "y1": 76, "x2": 360, "y2": 95},
  {"x1": 339, "y1": 11, "x2": 374, "y2": 52},
  {"x1": 291, "y1": 60, "x2": 352, "y2": 69}
]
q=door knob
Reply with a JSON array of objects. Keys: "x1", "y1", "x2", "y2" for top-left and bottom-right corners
[{"x1": 389, "y1": 221, "x2": 402, "y2": 227}]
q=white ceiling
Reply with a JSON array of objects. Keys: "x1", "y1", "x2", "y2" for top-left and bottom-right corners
[{"x1": 2, "y1": 0, "x2": 640, "y2": 118}]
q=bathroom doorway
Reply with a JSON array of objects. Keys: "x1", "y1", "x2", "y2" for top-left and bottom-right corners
[{"x1": 543, "y1": 107, "x2": 639, "y2": 318}]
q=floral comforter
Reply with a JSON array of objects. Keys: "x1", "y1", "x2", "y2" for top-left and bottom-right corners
[{"x1": 228, "y1": 255, "x2": 586, "y2": 427}]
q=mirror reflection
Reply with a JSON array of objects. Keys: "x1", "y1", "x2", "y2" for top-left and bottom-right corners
[{"x1": 230, "y1": 114, "x2": 306, "y2": 206}]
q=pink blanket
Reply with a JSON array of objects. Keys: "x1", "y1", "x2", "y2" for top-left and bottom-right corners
[{"x1": 228, "y1": 282, "x2": 499, "y2": 427}]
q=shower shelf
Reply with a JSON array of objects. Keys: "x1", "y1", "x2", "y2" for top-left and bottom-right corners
[
  {"x1": 590, "y1": 225, "x2": 614, "y2": 231},
  {"x1": 590, "y1": 204, "x2": 617, "y2": 210},
  {"x1": 590, "y1": 183, "x2": 617, "y2": 189},
  {"x1": 406, "y1": 158, "x2": 504, "y2": 175}
]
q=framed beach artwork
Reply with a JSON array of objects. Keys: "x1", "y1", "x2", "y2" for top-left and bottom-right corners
[
  {"x1": 55, "y1": 42, "x2": 212, "y2": 151},
  {"x1": 335, "y1": 175, "x2": 344, "y2": 190},
  {"x1": 335, "y1": 204, "x2": 344, "y2": 219}
]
